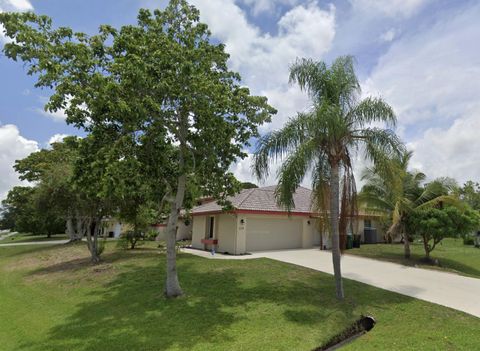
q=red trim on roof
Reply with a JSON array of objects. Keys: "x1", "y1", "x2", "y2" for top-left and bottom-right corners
[
  {"x1": 235, "y1": 209, "x2": 314, "y2": 217},
  {"x1": 191, "y1": 209, "x2": 314, "y2": 217},
  {"x1": 191, "y1": 210, "x2": 382, "y2": 218}
]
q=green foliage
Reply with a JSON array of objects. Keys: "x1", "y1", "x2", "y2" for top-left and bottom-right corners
[
  {"x1": 241, "y1": 182, "x2": 258, "y2": 189},
  {"x1": 359, "y1": 151, "x2": 462, "y2": 256},
  {"x1": 0, "y1": 185, "x2": 65, "y2": 236},
  {"x1": 463, "y1": 236, "x2": 475, "y2": 246},
  {"x1": 460, "y1": 181, "x2": 480, "y2": 210},
  {"x1": 118, "y1": 231, "x2": 145, "y2": 250},
  {"x1": 406, "y1": 206, "x2": 480, "y2": 259}
]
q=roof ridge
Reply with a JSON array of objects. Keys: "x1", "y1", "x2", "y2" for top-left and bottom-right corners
[{"x1": 236, "y1": 188, "x2": 257, "y2": 208}]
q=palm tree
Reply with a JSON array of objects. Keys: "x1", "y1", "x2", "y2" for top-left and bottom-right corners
[
  {"x1": 359, "y1": 151, "x2": 458, "y2": 258},
  {"x1": 253, "y1": 56, "x2": 404, "y2": 299}
]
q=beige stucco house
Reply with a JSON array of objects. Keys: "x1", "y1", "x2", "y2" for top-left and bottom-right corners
[
  {"x1": 191, "y1": 186, "x2": 384, "y2": 255},
  {"x1": 152, "y1": 219, "x2": 192, "y2": 241}
]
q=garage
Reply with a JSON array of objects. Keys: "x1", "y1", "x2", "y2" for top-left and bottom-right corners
[{"x1": 246, "y1": 217, "x2": 303, "y2": 251}]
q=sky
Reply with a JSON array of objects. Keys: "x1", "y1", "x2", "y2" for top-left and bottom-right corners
[{"x1": 1, "y1": 0, "x2": 480, "y2": 200}]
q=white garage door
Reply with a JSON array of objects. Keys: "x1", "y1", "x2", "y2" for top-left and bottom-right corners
[{"x1": 246, "y1": 217, "x2": 303, "y2": 251}]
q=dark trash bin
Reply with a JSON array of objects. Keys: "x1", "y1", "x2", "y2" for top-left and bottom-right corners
[
  {"x1": 364, "y1": 228, "x2": 377, "y2": 244},
  {"x1": 353, "y1": 234, "x2": 361, "y2": 248},
  {"x1": 346, "y1": 234, "x2": 353, "y2": 249}
]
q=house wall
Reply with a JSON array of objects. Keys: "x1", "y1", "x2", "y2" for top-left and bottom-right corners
[
  {"x1": 191, "y1": 213, "x2": 386, "y2": 254},
  {"x1": 356, "y1": 217, "x2": 385, "y2": 243},
  {"x1": 216, "y1": 214, "x2": 237, "y2": 254},
  {"x1": 102, "y1": 219, "x2": 129, "y2": 238},
  {"x1": 153, "y1": 221, "x2": 192, "y2": 241},
  {"x1": 192, "y1": 216, "x2": 206, "y2": 249},
  {"x1": 192, "y1": 213, "x2": 318, "y2": 254}
]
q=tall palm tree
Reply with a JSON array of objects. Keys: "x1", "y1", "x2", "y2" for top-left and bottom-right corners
[
  {"x1": 359, "y1": 151, "x2": 458, "y2": 258},
  {"x1": 253, "y1": 56, "x2": 404, "y2": 299}
]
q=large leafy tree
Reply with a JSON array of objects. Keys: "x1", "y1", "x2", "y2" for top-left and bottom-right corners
[
  {"x1": 359, "y1": 152, "x2": 460, "y2": 258},
  {"x1": 0, "y1": 0, "x2": 275, "y2": 297},
  {"x1": 406, "y1": 205, "x2": 480, "y2": 260},
  {"x1": 254, "y1": 56, "x2": 403, "y2": 299},
  {"x1": 15, "y1": 137, "x2": 81, "y2": 240}
]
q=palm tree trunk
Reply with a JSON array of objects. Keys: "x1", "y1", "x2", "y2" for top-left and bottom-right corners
[
  {"x1": 329, "y1": 161, "x2": 344, "y2": 299},
  {"x1": 403, "y1": 221, "x2": 410, "y2": 259},
  {"x1": 403, "y1": 233, "x2": 411, "y2": 259}
]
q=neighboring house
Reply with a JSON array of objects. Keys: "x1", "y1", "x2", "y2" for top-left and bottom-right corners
[
  {"x1": 101, "y1": 217, "x2": 126, "y2": 238},
  {"x1": 191, "y1": 185, "x2": 384, "y2": 255},
  {"x1": 101, "y1": 214, "x2": 194, "y2": 241},
  {"x1": 152, "y1": 216, "x2": 192, "y2": 241}
]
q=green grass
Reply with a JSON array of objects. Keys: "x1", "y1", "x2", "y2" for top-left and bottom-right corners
[
  {"x1": 347, "y1": 238, "x2": 480, "y2": 278},
  {"x1": 0, "y1": 242, "x2": 479, "y2": 351},
  {"x1": 3, "y1": 232, "x2": 69, "y2": 243}
]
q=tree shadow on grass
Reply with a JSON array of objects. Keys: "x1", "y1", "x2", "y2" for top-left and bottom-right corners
[{"x1": 18, "y1": 255, "x2": 415, "y2": 351}]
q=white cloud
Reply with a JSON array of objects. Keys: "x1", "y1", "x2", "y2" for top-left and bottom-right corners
[
  {"x1": 190, "y1": 0, "x2": 336, "y2": 132},
  {"x1": 379, "y1": 28, "x2": 397, "y2": 42},
  {"x1": 0, "y1": 0, "x2": 33, "y2": 11},
  {"x1": 350, "y1": 0, "x2": 431, "y2": 18},
  {"x1": 408, "y1": 108, "x2": 480, "y2": 184},
  {"x1": 240, "y1": 0, "x2": 299, "y2": 16},
  {"x1": 0, "y1": 124, "x2": 38, "y2": 201},
  {"x1": 191, "y1": 0, "x2": 336, "y2": 186},
  {"x1": 48, "y1": 133, "x2": 69, "y2": 145},
  {"x1": 36, "y1": 107, "x2": 67, "y2": 122},
  {"x1": 363, "y1": 3, "x2": 480, "y2": 183}
]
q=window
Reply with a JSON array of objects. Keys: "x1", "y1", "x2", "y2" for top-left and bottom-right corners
[
  {"x1": 208, "y1": 216, "x2": 215, "y2": 238},
  {"x1": 364, "y1": 219, "x2": 372, "y2": 228}
]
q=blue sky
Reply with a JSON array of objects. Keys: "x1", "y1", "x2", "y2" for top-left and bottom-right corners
[{"x1": 1, "y1": 0, "x2": 480, "y2": 199}]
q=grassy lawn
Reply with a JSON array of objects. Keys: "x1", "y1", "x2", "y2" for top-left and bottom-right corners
[
  {"x1": 0, "y1": 242, "x2": 479, "y2": 350},
  {"x1": 347, "y1": 238, "x2": 480, "y2": 278},
  {"x1": 2, "y1": 232, "x2": 69, "y2": 243}
]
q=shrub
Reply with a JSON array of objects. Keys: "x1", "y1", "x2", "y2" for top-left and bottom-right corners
[
  {"x1": 144, "y1": 229, "x2": 158, "y2": 241},
  {"x1": 463, "y1": 236, "x2": 475, "y2": 246},
  {"x1": 118, "y1": 230, "x2": 145, "y2": 249}
]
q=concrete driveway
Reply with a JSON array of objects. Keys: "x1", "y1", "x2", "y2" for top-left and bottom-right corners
[{"x1": 185, "y1": 247, "x2": 480, "y2": 318}]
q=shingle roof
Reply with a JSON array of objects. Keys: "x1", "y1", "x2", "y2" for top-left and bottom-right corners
[{"x1": 191, "y1": 185, "x2": 314, "y2": 215}]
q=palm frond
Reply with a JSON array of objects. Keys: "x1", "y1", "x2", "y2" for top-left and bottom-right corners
[
  {"x1": 275, "y1": 139, "x2": 317, "y2": 210},
  {"x1": 253, "y1": 111, "x2": 313, "y2": 180},
  {"x1": 347, "y1": 97, "x2": 396, "y2": 128}
]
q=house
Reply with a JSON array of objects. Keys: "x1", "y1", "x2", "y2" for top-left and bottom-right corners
[
  {"x1": 191, "y1": 185, "x2": 384, "y2": 254},
  {"x1": 152, "y1": 217, "x2": 192, "y2": 241},
  {"x1": 101, "y1": 217, "x2": 125, "y2": 238}
]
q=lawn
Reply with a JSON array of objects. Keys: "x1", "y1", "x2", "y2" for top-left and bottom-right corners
[
  {"x1": 0, "y1": 242, "x2": 479, "y2": 351},
  {"x1": 2, "y1": 232, "x2": 69, "y2": 243},
  {"x1": 347, "y1": 238, "x2": 480, "y2": 278}
]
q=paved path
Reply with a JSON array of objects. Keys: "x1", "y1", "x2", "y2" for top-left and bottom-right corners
[
  {"x1": 0, "y1": 239, "x2": 69, "y2": 247},
  {"x1": 0, "y1": 231, "x2": 17, "y2": 241},
  {"x1": 184, "y1": 247, "x2": 480, "y2": 318}
]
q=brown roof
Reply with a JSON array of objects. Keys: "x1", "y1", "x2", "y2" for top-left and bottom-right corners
[{"x1": 191, "y1": 185, "x2": 314, "y2": 215}]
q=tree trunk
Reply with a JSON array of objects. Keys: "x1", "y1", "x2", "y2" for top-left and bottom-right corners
[
  {"x1": 66, "y1": 217, "x2": 82, "y2": 242},
  {"x1": 85, "y1": 218, "x2": 101, "y2": 264},
  {"x1": 403, "y1": 232, "x2": 411, "y2": 259},
  {"x1": 319, "y1": 230, "x2": 324, "y2": 250},
  {"x1": 329, "y1": 161, "x2": 344, "y2": 300},
  {"x1": 164, "y1": 172, "x2": 186, "y2": 298},
  {"x1": 422, "y1": 235, "x2": 430, "y2": 261},
  {"x1": 164, "y1": 111, "x2": 189, "y2": 297}
]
